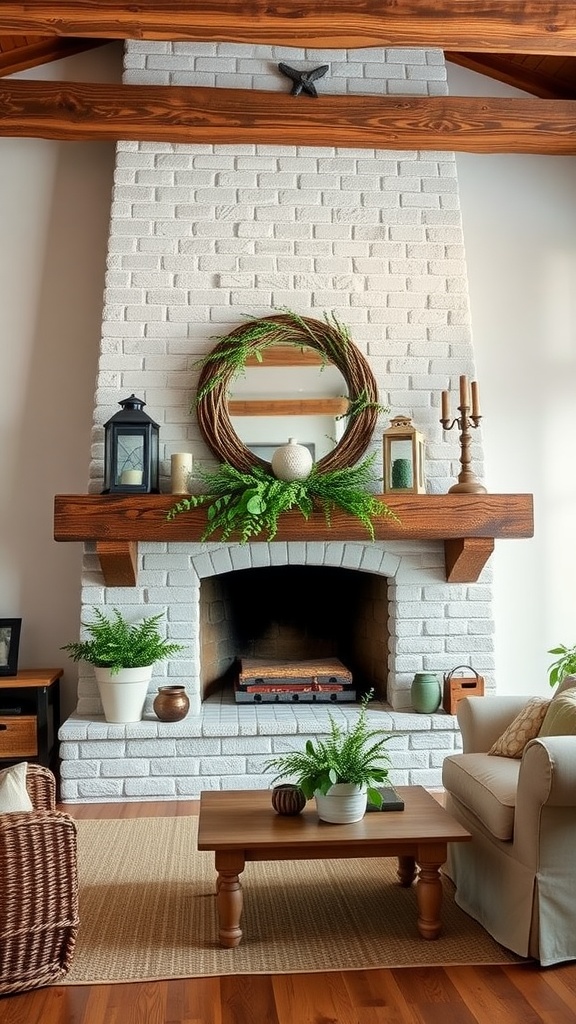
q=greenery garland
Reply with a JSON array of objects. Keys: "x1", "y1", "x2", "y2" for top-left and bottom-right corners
[
  {"x1": 194, "y1": 309, "x2": 353, "y2": 405},
  {"x1": 167, "y1": 455, "x2": 398, "y2": 543}
]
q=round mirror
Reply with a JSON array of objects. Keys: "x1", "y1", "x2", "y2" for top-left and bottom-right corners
[
  {"x1": 229, "y1": 348, "x2": 348, "y2": 464},
  {"x1": 195, "y1": 313, "x2": 380, "y2": 474}
]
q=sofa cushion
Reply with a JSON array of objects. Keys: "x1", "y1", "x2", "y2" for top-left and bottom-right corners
[
  {"x1": 539, "y1": 688, "x2": 576, "y2": 736},
  {"x1": 487, "y1": 697, "x2": 551, "y2": 758},
  {"x1": 0, "y1": 761, "x2": 33, "y2": 813},
  {"x1": 442, "y1": 753, "x2": 520, "y2": 840}
]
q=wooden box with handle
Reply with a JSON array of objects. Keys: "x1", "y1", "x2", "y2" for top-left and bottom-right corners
[{"x1": 443, "y1": 665, "x2": 484, "y2": 715}]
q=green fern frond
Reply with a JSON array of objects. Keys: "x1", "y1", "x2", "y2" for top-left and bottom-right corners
[
  {"x1": 264, "y1": 690, "x2": 392, "y2": 804},
  {"x1": 193, "y1": 308, "x2": 349, "y2": 404},
  {"x1": 166, "y1": 455, "x2": 398, "y2": 543},
  {"x1": 61, "y1": 608, "x2": 185, "y2": 674}
]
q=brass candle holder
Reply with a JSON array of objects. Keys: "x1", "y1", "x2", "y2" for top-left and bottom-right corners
[{"x1": 440, "y1": 375, "x2": 487, "y2": 494}]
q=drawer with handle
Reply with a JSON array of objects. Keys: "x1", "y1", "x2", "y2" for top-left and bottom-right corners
[{"x1": 0, "y1": 716, "x2": 38, "y2": 757}]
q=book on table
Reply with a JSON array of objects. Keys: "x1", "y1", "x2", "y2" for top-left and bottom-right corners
[{"x1": 365, "y1": 786, "x2": 405, "y2": 811}]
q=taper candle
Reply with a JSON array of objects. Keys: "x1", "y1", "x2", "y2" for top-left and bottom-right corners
[
  {"x1": 441, "y1": 390, "x2": 450, "y2": 422},
  {"x1": 471, "y1": 380, "x2": 481, "y2": 418},
  {"x1": 171, "y1": 453, "x2": 193, "y2": 494},
  {"x1": 459, "y1": 375, "x2": 469, "y2": 409}
]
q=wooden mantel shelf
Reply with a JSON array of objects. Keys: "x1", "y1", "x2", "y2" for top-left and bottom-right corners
[{"x1": 54, "y1": 492, "x2": 533, "y2": 587}]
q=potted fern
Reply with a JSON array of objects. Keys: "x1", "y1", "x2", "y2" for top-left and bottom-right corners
[
  {"x1": 264, "y1": 691, "x2": 392, "y2": 823},
  {"x1": 62, "y1": 608, "x2": 184, "y2": 723}
]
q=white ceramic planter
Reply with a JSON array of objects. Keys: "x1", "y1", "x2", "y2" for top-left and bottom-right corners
[
  {"x1": 314, "y1": 783, "x2": 368, "y2": 824},
  {"x1": 94, "y1": 665, "x2": 153, "y2": 723}
]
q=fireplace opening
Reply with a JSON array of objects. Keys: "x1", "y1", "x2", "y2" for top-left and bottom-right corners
[{"x1": 200, "y1": 565, "x2": 388, "y2": 703}]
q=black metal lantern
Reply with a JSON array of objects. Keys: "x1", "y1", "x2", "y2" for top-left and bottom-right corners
[{"x1": 102, "y1": 395, "x2": 160, "y2": 494}]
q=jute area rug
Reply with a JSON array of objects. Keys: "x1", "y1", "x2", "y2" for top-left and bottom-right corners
[{"x1": 61, "y1": 815, "x2": 522, "y2": 985}]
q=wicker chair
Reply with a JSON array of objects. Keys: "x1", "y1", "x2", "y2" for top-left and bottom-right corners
[{"x1": 0, "y1": 764, "x2": 79, "y2": 995}]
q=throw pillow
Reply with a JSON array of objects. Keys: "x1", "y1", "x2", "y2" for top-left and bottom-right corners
[
  {"x1": 0, "y1": 761, "x2": 33, "y2": 812},
  {"x1": 488, "y1": 698, "x2": 551, "y2": 758},
  {"x1": 539, "y1": 688, "x2": 576, "y2": 736}
]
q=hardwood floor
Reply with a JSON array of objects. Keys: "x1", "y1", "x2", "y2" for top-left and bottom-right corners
[{"x1": 2, "y1": 798, "x2": 576, "y2": 1024}]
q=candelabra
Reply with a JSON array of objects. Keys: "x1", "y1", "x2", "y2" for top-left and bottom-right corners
[{"x1": 440, "y1": 375, "x2": 487, "y2": 494}]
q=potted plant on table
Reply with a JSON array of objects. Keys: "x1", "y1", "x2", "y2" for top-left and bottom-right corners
[
  {"x1": 264, "y1": 690, "x2": 392, "y2": 823},
  {"x1": 62, "y1": 608, "x2": 184, "y2": 724}
]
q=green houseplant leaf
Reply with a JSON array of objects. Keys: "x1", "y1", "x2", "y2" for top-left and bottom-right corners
[
  {"x1": 61, "y1": 608, "x2": 185, "y2": 675},
  {"x1": 547, "y1": 643, "x2": 576, "y2": 688},
  {"x1": 263, "y1": 690, "x2": 392, "y2": 808},
  {"x1": 167, "y1": 455, "x2": 398, "y2": 543}
]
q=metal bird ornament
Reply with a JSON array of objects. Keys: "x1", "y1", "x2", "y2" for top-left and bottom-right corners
[{"x1": 278, "y1": 62, "x2": 329, "y2": 98}]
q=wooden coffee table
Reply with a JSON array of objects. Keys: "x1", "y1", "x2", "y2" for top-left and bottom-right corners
[{"x1": 197, "y1": 786, "x2": 471, "y2": 947}]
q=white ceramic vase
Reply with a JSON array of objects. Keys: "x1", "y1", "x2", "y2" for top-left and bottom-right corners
[
  {"x1": 94, "y1": 665, "x2": 153, "y2": 723},
  {"x1": 314, "y1": 783, "x2": 368, "y2": 824},
  {"x1": 271, "y1": 438, "x2": 313, "y2": 481}
]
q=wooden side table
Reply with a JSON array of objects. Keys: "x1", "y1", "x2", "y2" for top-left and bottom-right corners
[{"x1": 0, "y1": 668, "x2": 63, "y2": 768}]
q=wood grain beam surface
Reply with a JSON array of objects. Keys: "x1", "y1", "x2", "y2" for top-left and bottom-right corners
[
  {"x1": 1, "y1": 1, "x2": 576, "y2": 55},
  {"x1": 0, "y1": 38, "x2": 105, "y2": 78},
  {"x1": 53, "y1": 493, "x2": 534, "y2": 543},
  {"x1": 1, "y1": 81, "x2": 575, "y2": 154}
]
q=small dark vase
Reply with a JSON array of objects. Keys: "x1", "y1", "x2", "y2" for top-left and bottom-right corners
[
  {"x1": 153, "y1": 685, "x2": 190, "y2": 722},
  {"x1": 271, "y1": 783, "x2": 307, "y2": 816}
]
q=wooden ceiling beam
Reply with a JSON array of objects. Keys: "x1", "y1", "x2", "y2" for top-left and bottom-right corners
[
  {"x1": 446, "y1": 52, "x2": 576, "y2": 100},
  {"x1": 0, "y1": 38, "x2": 106, "y2": 78},
  {"x1": 1, "y1": 1, "x2": 576, "y2": 56},
  {"x1": 0, "y1": 80, "x2": 575, "y2": 155}
]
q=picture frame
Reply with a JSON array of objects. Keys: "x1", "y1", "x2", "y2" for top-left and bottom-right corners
[{"x1": 0, "y1": 618, "x2": 22, "y2": 677}]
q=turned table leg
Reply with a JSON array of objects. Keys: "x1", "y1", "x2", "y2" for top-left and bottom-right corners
[
  {"x1": 415, "y1": 860, "x2": 443, "y2": 939},
  {"x1": 215, "y1": 851, "x2": 245, "y2": 947},
  {"x1": 397, "y1": 855, "x2": 416, "y2": 887}
]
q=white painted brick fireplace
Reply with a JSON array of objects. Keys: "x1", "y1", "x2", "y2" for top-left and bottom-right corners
[{"x1": 58, "y1": 40, "x2": 492, "y2": 801}]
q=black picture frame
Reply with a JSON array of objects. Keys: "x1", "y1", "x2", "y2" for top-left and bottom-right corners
[{"x1": 0, "y1": 619, "x2": 22, "y2": 677}]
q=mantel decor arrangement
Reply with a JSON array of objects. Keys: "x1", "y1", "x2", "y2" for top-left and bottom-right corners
[
  {"x1": 167, "y1": 455, "x2": 397, "y2": 542},
  {"x1": 167, "y1": 308, "x2": 397, "y2": 541},
  {"x1": 53, "y1": 309, "x2": 535, "y2": 586}
]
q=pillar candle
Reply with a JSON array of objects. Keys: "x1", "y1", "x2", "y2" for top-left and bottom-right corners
[
  {"x1": 459, "y1": 375, "x2": 469, "y2": 409},
  {"x1": 120, "y1": 469, "x2": 143, "y2": 485},
  {"x1": 171, "y1": 453, "x2": 193, "y2": 494},
  {"x1": 471, "y1": 380, "x2": 481, "y2": 417}
]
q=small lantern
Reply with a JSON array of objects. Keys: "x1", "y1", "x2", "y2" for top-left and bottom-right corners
[
  {"x1": 102, "y1": 394, "x2": 160, "y2": 494},
  {"x1": 382, "y1": 415, "x2": 426, "y2": 494}
]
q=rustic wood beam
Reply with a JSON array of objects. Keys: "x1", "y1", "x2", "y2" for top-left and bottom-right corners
[
  {"x1": 54, "y1": 492, "x2": 533, "y2": 586},
  {"x1": 1, "y1": 81, "x2": 575, "y2": 154},
  {"x1": 228, "y1": 398, "x2": 349, "y2": 416},
  {"x1": 445, "y1": 52, "x2": 576, "y2": 101},
  {"x1": 0, "y1": 38, "x2": 106, "y2": 78},
  {"x1": 1, "y1": 1, "x2": 576, "y2": 55}
]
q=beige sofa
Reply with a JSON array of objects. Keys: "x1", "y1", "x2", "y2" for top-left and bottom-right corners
[{"x1": 441, "y1": 677, "x2": 576, "y2": 966}]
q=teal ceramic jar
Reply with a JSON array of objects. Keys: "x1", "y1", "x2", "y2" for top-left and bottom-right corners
[{"x1": 411, "y1": 672, "x2": 442, "y2": 714}]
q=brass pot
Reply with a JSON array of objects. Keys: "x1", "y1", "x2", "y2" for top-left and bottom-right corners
[{"x1": 153, "y1": 685, "x2": 190, "y2": 723}]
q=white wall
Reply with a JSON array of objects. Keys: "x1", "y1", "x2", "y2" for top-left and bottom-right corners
[
  {"x1": 447, "y1": 63, "x2": 576, "y2": 694},
  {"x1": 0, "y1": 48, "x2": 573, "y2": 717},
  {"x1": 0, "y1": 44, "x2": 122, "y2": 717}
]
